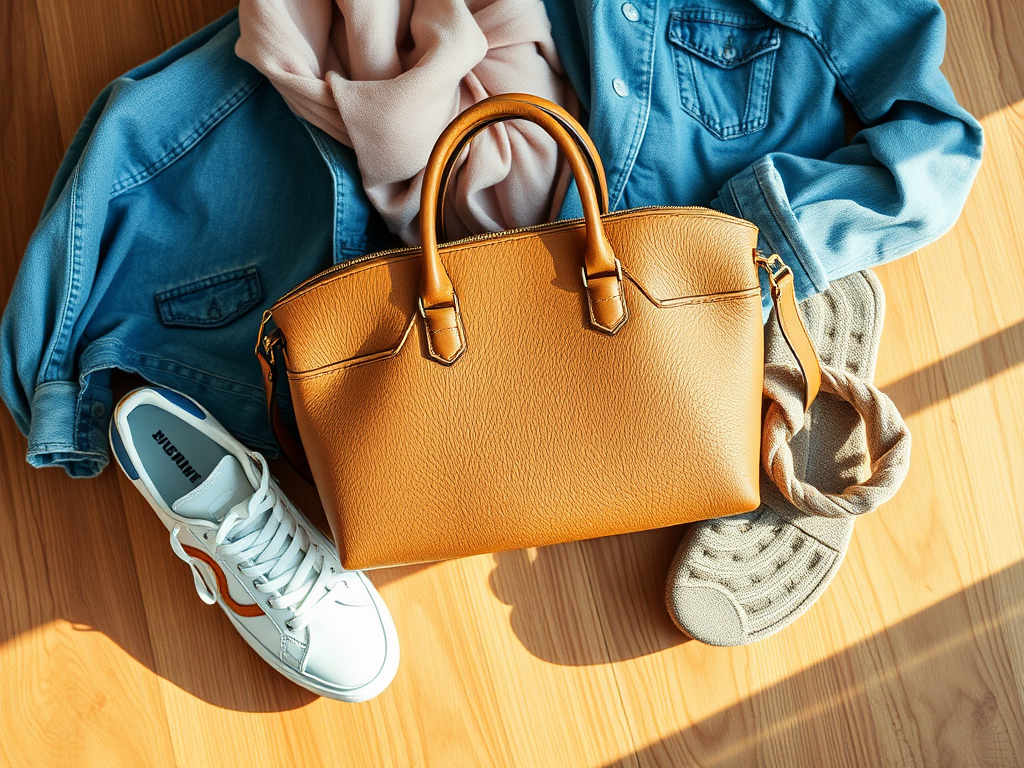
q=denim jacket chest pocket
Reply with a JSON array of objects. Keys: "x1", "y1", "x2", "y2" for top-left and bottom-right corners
[
  {"x1": 155, "y1": 266, "x2": 263, "y2": 328},
  {"x1": 668, "y1": 9, "x2": 780, "y2": 140}
]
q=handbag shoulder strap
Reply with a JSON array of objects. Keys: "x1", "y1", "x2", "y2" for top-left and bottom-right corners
[
  {"x1": 256, "y1": 323, "x2": 313, "y2": 482},
  {"x1": 756, "y1": 251, "x2": 821, "y2": 410}
]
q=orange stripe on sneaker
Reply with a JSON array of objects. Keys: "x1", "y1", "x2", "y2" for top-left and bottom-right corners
[{"x1": 182, "y1": 545, "x2": 265, "y2": 617}]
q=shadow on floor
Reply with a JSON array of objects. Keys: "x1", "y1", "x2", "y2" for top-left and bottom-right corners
[
  {"x1": 598, "y1": 560, "x2": 1024, "y2": 768},
  {"x1": 881, "y1": 319, "x2": 1024, "y2": 417},
  {"x1": 0, "y1": 436, "x2": 318, "y2": 712},
  {"x1": 489, "y1": 528, "x2": 692, "y2": 665}
]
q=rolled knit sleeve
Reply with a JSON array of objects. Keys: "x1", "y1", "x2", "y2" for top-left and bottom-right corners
[{"x1": 711, "y1": 0, "x2": 983, "y2": 307}]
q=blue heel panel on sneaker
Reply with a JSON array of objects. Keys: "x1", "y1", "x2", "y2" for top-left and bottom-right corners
[
  {"x1": 154, "y1": 387, "x2": 207, "y2": 419},
  {"x1": 110, "y1": 423, "x2": 140, "y2": 480}
]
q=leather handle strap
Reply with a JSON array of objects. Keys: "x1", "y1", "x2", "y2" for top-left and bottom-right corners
[
  {"x1": 757, "y1": 252, "x2": 821, "y2": 411},
  {"x1": 435, "y1": 94, "x2": 610, "y2": 242},
  {"x1": 418, "y1": 95, "x2": 627, "y2": 365}
]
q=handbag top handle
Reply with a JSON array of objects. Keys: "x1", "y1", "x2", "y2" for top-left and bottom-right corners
[
  {"x1": 417, "y1": 95, "x2": 628, "y2": 365},
  {"x1": 434, "y1": 94, "x2": 610, "y2": 241}
]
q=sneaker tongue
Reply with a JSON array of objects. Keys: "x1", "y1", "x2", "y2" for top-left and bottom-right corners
[{"x1": 171, "y1": 455, "x2": 254, "y2": 521}]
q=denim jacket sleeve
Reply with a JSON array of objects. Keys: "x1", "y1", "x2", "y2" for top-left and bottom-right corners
[
  {"x1": 0, "y1": 13, "x2": 242, "y2": 476},
  {"x1": 710, "y1": 0, "x2": 984, "y2": 302}
]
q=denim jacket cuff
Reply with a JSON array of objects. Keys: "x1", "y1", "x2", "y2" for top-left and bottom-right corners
[
  {"x1": 714, "y1": 158, "x2": 830, "y2": 310},
  {"x1": 27, "y1": 381, "x2": 110, "y2": 478}
]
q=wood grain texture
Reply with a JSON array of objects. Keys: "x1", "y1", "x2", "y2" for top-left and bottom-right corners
[{"x1": 1, "y1": 1, "x2": 1022, "y2": 766}]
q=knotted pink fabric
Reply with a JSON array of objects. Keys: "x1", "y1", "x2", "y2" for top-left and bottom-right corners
[{"x1": 236, "y1": 0, "x2": 576, "y2": 244}]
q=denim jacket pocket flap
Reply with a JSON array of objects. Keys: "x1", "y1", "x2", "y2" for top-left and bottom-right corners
[
  {"x1": 156, "y1": 266, "x2": 262, "y2": 328},
  {"x1": 669, "y1": 11, "x2": 780, "y2": 69}
]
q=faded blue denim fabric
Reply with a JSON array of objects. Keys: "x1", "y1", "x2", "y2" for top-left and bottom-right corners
[
  {"x1": 0, "y1": 10, "x2": 396, "y2": 477},
  {"x1": 544, "y1": 0, "x2": 984, "y2": 315}
]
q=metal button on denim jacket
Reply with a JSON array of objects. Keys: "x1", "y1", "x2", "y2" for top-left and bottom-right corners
[
  {"x1": 544, "y1": 0, "x2": 984, "y2": 316},
  {"x1": 0, "y1": 10, "x2": 396, "y2": 477}
]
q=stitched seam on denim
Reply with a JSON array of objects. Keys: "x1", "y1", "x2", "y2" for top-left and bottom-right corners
[
  {"x1": 609, "y1": 0, "x2": 658, "y2": 210},
  {"x1": 303, "y1": 125, "x2": 368, "y2": 257},
  {"x1": 32, "y1": 380, "x2": 79, "y2": 393},
  {"x1": 751, "y1": 161, "x2": 827, "y2": 292},
  {"x1": 742, "y1": 52, "x2": 757, "y2": 127},
  {"x1": 28, "y1": 444, "x2": 107, "y2": 455},
  {"x1": 158, "y1": 301, "x2": 258, "y2": 326},
  {"x1": 75, "y1": 385, "x2": 91, "y2": 452},
  {"x1": 154, "y1": 267, "x2": 259, "y2": 300},
  {"x1": 752, "y1": 161, "x2": 804, "y2": 263},
  {"x1": 672, "y1": 8, "x2": 775, "y2": 29},
  {"x1": 676, "y1": 41, "x2": 774, "y2": 66},
  {"x1": 302, "y1": 126, "x2": 344, "y2": 261},
  {"x1": 755, "y1": 50, "x2": 774, "y2": 129},
  {"x1": 670, "y1": 41, "x2": 702, "y2": 127},
  {"x1": 670, "y1": 29, "x2": 778, "y2": 67},
  {"x1": 156, "y1": 269, "x2": 261, "y2": 326},
  {"x1": 42, "y1": 168, "x2": 83, "y2": 383},
  {"x1": 717, "y1": 50, "x2": 773, "y2": 138},
  {"x1": 80, "y1": 338, "x2": 263, "y2": 393},
  {"x1": 332, "y1": 140, "x2": 351, "y2": 256},
  {"x1": 688, "y1": 48, "x2": 707, "y2": 125},
  {"x1": 109, "y1": 75, "x2": 264, "y2": 197},
  {"x1": 752, "y1": 12, "x2": 866, "y2": 117}
]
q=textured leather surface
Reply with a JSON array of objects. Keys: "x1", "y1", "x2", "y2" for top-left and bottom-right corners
[
  {"x1": 260, "y1": 95, "x2": 819, "y2": 569},
  {"x1": 270, "y1": 207, "x2": 763, "y2": 569}
]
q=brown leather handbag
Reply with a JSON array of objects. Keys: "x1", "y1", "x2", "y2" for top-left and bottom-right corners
[{"x1": 256, "y1": 94, "x2": 821, "y2": 570}]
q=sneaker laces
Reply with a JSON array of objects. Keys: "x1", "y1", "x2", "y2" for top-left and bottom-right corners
[{"x1": 169, "y1": 453, "x2": 343, "y2": 631}]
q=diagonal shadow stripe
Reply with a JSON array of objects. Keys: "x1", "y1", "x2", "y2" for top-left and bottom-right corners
[
  {"x1": 881, "y1": 319, "x2": 1024, "y2": 416},
  {"x1": 602, "y1": 559, "x2": 1024, "y2": 768}
]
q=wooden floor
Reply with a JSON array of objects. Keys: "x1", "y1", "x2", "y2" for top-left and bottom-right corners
[{"x1": 2, "y1": 1, "x2": 1023, "y2": 766}]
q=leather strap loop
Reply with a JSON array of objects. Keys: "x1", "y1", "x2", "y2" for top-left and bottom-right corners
[
  {"x1": 435, "y1": 94, "x2": 609, "y2": 242},
  {"x1": 419, "y1": 95, "x2": 626, "y2": 360},
  {"x1": 757, "y1": 253, "x2": 821, "y2": 411},
  {"x1": 257, "y1": 332, "x2": 313, "y2": 483}
]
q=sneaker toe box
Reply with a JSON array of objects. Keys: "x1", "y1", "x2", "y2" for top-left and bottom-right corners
[{"x1": 302, "y1": 601, "x2": 389, "y2": 691}]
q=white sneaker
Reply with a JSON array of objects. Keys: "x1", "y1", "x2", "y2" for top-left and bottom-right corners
[{"x1": 109, "y1": 386, "x2": 399, "y2": 702}]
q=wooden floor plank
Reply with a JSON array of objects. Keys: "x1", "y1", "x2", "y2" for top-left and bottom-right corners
[
  {"x1": 2, "y1": 0, "x2": 1023, "y2": 766},
  {"x1": 0, "y1": 2, "x2": 177, "y2": 766}
]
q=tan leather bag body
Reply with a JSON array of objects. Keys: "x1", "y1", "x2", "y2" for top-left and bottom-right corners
[{"x1": 257, "y1": 95, "x2": 821, "y2": 570}]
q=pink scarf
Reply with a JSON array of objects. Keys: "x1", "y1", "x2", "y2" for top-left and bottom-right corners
[{"x1": 236, "y1": 0, "x2": 576, "y2": 244}]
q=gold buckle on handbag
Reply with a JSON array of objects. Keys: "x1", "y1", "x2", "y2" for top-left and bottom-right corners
[{"x1": 754, "y1": 251, "x2": 792, "y2": 288}]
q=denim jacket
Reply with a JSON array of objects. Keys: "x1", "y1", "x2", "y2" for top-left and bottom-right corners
[
  {"x1": 0, "y1": 11, "x2": 396, "y2": 477},
  {"x1": 544, "y1": 0, "x2": 984, "y2": 314},
  {"x1": 2, "y1": 3, "x2": 983, "y2": 478}
]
